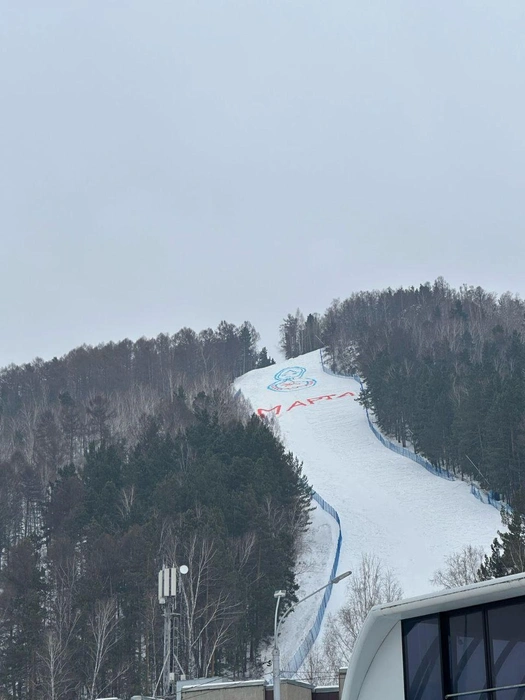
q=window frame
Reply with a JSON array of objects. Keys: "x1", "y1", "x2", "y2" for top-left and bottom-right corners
[
  {"x1": 402, "y1": 613, "x2": 445, "y2": 700},
  {"x1": 485, "y1": 595, "x2": 525, "y2": 699},
  {"x1": 442, "y1": 604, "x2": 491, "y2": 700},
  {"x1": 402, "y1": 595, "x2": 525, "y2": 700}
]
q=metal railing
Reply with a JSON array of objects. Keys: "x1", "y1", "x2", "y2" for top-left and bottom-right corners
[{"x1": 445, "y1": 681, "x2": 525, "y2": 697}]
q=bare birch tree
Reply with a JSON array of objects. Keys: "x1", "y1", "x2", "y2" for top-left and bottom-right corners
[
  {"x1": 430, "y1": 545, "x2": 485, "y2": 589},
  {"x1": 85, "y1": 598, "x2": 122, "y2": 700},
  {"x1": 301, "y1": 644, "x2": 335, "y2": 686},
  {"x1": 324, "y1": 554, "x2": 403, "y2": 673},
  {"x1": 38, "y1": 555, "x2": 80, "y2": 700},
  {"x1": 177, "y1": 534, "x2": 240, "y2": 678},
  {"x1": 160, "y1": 527, "x2": 241, "y2": 680}
]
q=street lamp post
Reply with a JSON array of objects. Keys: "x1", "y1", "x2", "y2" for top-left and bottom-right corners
[
  {"x1": 272, "y1": 570, "x2": 351, "y2": 700},
  {"x1": 272, "y1": 590, "x2": 286, "y2": 700}
]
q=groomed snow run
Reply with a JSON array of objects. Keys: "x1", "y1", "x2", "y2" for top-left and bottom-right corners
[{"x1": 235, "y1": 350, "x2": 502, "y2": 665}]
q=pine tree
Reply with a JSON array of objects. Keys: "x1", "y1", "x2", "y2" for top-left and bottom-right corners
[
  {"x1": 0, "y1": 538, "x2": 45, "y2": 698},
  {"x1": 255, "y1": 347, "x2": 275, "y2": 368},
  {"x1": 479, "y1": 506, "x2": 525, "y2": 579}
]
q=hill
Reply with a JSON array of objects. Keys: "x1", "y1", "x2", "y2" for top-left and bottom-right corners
[{"x1": 235, "y1": 349, "x2": 502, "y2": 670}]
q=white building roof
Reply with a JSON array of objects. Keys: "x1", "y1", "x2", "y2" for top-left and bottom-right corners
[
  {"x1": 342, "y1": 571, "x2": 525, "y2": 700},
  {"x1": 183, "y1": 679, "x2": 265, "y2": 692}
]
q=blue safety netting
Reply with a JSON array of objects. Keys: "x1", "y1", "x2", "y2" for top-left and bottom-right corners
[
  {"x1": 470, "y1": 484, "x2": 512, "y2": 515},
  {"x1": 365, "y1": 416, "x2": 454, "y2": 481},
  {"x1": 282, "y1": 490, "x2": 343, "y2": 676},
  {"x1": 318, "y1": 349, "x2": 511, "y2": 512}
]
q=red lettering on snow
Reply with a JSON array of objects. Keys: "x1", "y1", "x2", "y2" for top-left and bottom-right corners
[
  {"x1": 307, "y1": 394, "x2": 337, "y2": 404},
  {"x1": 258, "y1": 390, "x2": 356, "y2": 417},
  {"x1": 257, "y1": 405, "x2": 282, "y2": 417},
  {"x1": 287, "y1": 401, "x2": 307, "y2": 411}
]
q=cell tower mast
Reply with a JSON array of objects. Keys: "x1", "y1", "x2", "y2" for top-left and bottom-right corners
[{"x1": 158, "y1": 565, "x2": 188, "y2": 697}]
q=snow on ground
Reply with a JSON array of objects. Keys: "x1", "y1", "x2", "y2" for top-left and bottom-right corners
[
  {"x1": 235, "y1": 350, "x2": 502, "y2": 668},
  {"x1": 258, "y1": 501, "x2": 339, "y2": 670}
]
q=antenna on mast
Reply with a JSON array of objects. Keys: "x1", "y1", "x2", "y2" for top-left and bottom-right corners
[{"x1": 157, "y1": 565, "x2": 188, "y2": 697}]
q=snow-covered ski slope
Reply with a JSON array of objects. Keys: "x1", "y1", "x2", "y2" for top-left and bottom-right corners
[{"x1": 235, "y1": 350, "x2": 501, "y2": 627}]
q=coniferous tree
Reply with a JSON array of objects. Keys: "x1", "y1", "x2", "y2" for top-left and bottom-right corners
[
  {"x1": 479, "y1": 506, "x2": 525, "y2": 580},
  {"x1": 255, "y1": 347, "x2": 275, "y2": 369},
  {"x1": 0, "y1": 538, "x2": 45, "y2": 699}
]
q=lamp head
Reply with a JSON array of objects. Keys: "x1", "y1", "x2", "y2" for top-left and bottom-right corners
[
  {"x1": 331, "y1": 570, "x2": 352, "y2": 584},
  {"x1": 274, "y1": 589, "x2": 286, "y2": 598}
]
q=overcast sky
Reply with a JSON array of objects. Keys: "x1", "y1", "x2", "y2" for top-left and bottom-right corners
[{"x1": 1, "y1": 1, "x2": 524, "y2": 367}]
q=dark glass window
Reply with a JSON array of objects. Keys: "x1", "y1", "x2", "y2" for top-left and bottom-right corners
[
  {"x1": 403, "y1": 615, "x2": 443, "y2": 700},
  {"x1": 488, "y1": 600, "x2": 525, "y2": 700},
  {"x1": 447, "y1": 609, "x2": 487, "y2": 700}
]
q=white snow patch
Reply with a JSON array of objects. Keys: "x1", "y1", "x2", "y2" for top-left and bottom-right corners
[{"x1": 235, "y1": 350, "x2": 502, "y2": 667}]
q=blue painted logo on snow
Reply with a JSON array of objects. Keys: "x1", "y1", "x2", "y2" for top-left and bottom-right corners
[{"x1": 267, "y1": 366, "x2": 317, "y2": 392}]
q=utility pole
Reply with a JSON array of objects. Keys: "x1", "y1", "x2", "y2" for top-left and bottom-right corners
[{"x1": 273, "y1": 590, "x2": 286, "y2": 700}]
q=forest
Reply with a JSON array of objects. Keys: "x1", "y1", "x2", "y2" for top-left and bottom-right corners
[
  {"x1": 281, "y1": 280, "x2": 525, "y2": 501},
  {"x1": 0, "y1": 322, "x2": 314, "y2": 700},
  {"x1": 280, "y1": 280, "x2": 525, "y2": 578}
]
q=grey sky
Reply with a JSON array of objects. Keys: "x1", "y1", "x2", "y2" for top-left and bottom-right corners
[{"x1": 1, "y1": 1, "x2": 525, "y2": 367}]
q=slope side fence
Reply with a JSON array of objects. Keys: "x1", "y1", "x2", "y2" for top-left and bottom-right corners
[
  {"x1": 233, "y1": 382, "x2": 343, "y2": 675},
  {"x1": 282, "y1": 490, "x2": 343, "y2": 677},
  {"x1": 319, "y1": 349, "x2": 511, "y2": 511},
  {"x1": 365, "y1": 418, "x2": 454, "y2": 481},
  {"x1": 470, "y1": 484, "x2": 512, "y2": 515}
]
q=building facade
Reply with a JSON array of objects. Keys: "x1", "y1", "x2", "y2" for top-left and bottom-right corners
[{"x1": 341, "y1": 571, "x2": 525, "y2": 700}]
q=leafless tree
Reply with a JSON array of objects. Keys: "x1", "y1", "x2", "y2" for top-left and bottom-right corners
[
  {"x1": 38, "y1": 623, "x2": 79, "y2": 700},
  {"x1": 117, "y1": 484, "x2": 136, "y2": 522},
  {"x1": 33, "y1": 409, "x2": 65, "y2": 488},
  {"x1": 177, "y1": 534, "x2": 240, "y2": 678},
  {"x1": 142, "y1": 592, "x2": 161, "y2": 695},
  {"x1": 431, "y1": 545, "x2": 485, "y2": 589},
  {"x1": 323, "y1": 554, "x2": 403, "y2": 673},
  {"x1": 300, "y1": 644, "x2": 335, "y2": 687},
  {"x1": 160, "y1": 526, "x2": 241, "y2": 680},
  {"x1": 85, "y1": 597, "x2": 122, "y2": 700},
  {"x1": 231, "y1": 532, "x2": 256, "y2": 573},
  {"x1": 112, "y1": 385, "x2": 159, "y2": 442},
  {"x1": 18, "y1": 402, "x2": 42, "y2": 461},
  {"x1": 38, "y1": 555, "x2": 80, "y2": 700}
]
